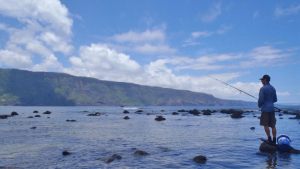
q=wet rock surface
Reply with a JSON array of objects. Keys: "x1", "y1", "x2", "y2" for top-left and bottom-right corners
[{"x1": 193, "y1": 155, "x2": 207, "y2": 163}]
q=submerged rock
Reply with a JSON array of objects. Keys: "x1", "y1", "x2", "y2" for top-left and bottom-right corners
[
  {"x1": 62, "y1": 151, "x2": 72, "y2": 156},
  {"x1": 87, "y1": 113, "x2": 100, "y2": 116},
  {"x1": 102, "y1": 154, "x2": 122, "y2": 164},
  {"x1": 30, "y1": 127, "x2": 36, "y2": 129},
  {"x1": 132, "y1": 150, "x2": 149, "y2": 156},
  {"x1": 11, "y1": 111, "x2": 18, "y2": 116},
  {"x1": 66, "y1": 119, "x2": 76, "y2": 122},
  {"x1": 155, "y1": 115, "x2": 166, "y2": 121},
  {"x1": 193, "y1": 155, "x2": 207, "y2": 163},
  {"x1": 27, "y1": 116, "x2": 33, "y2": 118},
  {"x1": 35, "y1": 115, "x2": 41, "y2": 117}
]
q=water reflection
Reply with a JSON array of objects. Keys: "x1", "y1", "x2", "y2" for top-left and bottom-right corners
[{"x1": 264, "y1": 152, "x2": 292, "y2": 169}]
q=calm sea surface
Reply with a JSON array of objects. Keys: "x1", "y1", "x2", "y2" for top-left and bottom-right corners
[{"x1": 0, "y1": 105, "x2": 300, "y2": 168}]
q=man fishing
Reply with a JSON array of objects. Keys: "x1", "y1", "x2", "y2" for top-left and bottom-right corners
[{"x1": 258, "y1": 75, "x2": 277, "y2": 145}]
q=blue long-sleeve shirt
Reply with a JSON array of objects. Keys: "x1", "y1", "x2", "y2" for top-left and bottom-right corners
[{"x1": 258, "y1": 83, "x2": 277, "y2": 112}]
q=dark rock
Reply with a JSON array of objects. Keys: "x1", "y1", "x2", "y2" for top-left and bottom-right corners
[
  {"x1": 0, "y1": 115, "x2": 8, "y2": 119},
  {"x1": 288, "y1": 114, "x2": 300, "y2": 119},
  {"x1": 132, "y1": 150, "x2": 149, "y2": 156},
  {"x1": 30, "y1": 127, "x2": 36, "y2": 129},
  {"x1": 193, "y1": 155, "x2": 207, "y2": 163},
  {"x1": 259, "y1": 142, "x2": 277, "y2": 152},
  {"x1": 231, "y1": 112, "x2": 245, "y2": 118},
  {"x1": 172, "y1": 112, "x2": 179, "y2": 115},
  {"x1": 188, "y1": 109, "x2": 200, "y2": 116},
  {"x1": 203, "y1": 110, "x2": 212, "y2": 115},
  {"x1": 27, "y1": 116, "x2": 34, "y2": 118},
  {"x1": 290, "y1": 146, "x2": 300, "y2": 154},
  {"x1": 221, "y1": 109, "x2": 243, "y2": 114},
  {"x1": 95, "y1": 112, "x2": 101, "y2": 115},
  {"x1": 136, "y1": 110, "x2": 143, "y2": 113},
  {"x1": 253, "y1": 115, "x2": 257, "y2": 117},
  {"x1": 250, "y1": 127, "x2": 255, "y2": 130},
  {"x1": 62, "y1": 151, "x2": 71, "y2": 156},
  {"x1": 87, "y1": 113, "x2": 100, "y2": 116},
  {"x1": 146, "y1": 113, "x2": 151, "y2": 115},
  {"x1": 102, "y1": 154, "x2": 122, "y2": 164},
  {"x1": 47, "y1": 117, "x2": 50, "y2": 118},
  {"x1": 124, "y1": 116, "x2": 130, "y2": 120},
  {"x1": 43, "y1": 111, "x2": 52, "y2": 114},
  {"x1": 66, "y1": 119, "x2": 76, "y2": 122},
  {"x1": 178, "y1": 109, "x2": 186, "y2": 112},
  {"x1": 11, "y1": 111, "x2": 18, "y2": 116},
  {"x1": 278, "y1": 114, "x2": 283, "y2": 116},
  {"x1": 258, "y1": 116, "x2": 261, "y2": 119},
  {"x1": 123, "y1": 110, "x2": 130, "y2": 114},
  {"x1": 161, "y1": 110, "x2": 165, "y2": 112},
  {"x1": 35, "y1": 115, "x2": 41, "y2": 117},
  {"x1": 212, "y1": 110, "x2": 217, "y2": 113},
  {"x1": 83, "y1": 111, "x2": 89, "y2": 112},
  {"x1": 135, "y1": 112, "x2": 142, "y2": 114},
  {"x1": 33, "y1": 110, "x2": 39, "y2": 113},
  {"x1": 155, "y1": 115, "x2": 166, "y2": 121},
  {"x1": 280, "y1": 117, "x2": 283, "y2": 119}
]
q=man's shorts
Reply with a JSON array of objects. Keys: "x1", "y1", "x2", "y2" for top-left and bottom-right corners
[{"x1": 260, "y1": 111, "x2": 276, "y2": 128}]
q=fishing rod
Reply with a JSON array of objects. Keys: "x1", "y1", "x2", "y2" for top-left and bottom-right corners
[{"x1": 205, "y1": 74, "x2": 281, "y2": 111}]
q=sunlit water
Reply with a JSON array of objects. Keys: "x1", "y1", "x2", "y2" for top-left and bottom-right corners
[{"x1": 0, "y1": 106, "x2": 299, "y2": 168}]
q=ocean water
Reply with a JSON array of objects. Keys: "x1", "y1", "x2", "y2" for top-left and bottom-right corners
[{"x1": 0, "y1": 106, "x2": 299, "y2": 168}]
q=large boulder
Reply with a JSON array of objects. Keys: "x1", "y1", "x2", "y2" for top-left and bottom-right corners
[
  {"x1": 259, "y1": 142, "x2": 277, "y2": 152},
  {"x1": 188, "y1": 109, "x2": 200, "y2": 116},
  {"x1": 193, "y1": 155, "x2": 207, "y2": 163}
]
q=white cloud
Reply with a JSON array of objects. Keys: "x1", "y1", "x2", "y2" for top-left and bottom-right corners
[
  {"x1": 0, "y1": 50, "x2": 32, "y2": 68},
  {"x1": 111, "y1": 29, "x2": 165, "y2": 43},
  {"x1": 275, "y1": 4, "x2": 300, "y2": 16},
  {"x1": 133, "y1": 43, "x2": 177, "y2": 54},
  {"x1": 201, "y1": 2, "x2": 222, "y2": 22},
  {"x1": 253, "y1": 11, "x2": 259, "y2": 19},
  {"x1": 0, "y1": 0, "x2": 73, "y2": 70},
  {"x1": 277, "y1": 92, "x2": 291, "y2": 96},
  {"x1": 192, "y1": 31, "x2": 213, "y2": 38}
]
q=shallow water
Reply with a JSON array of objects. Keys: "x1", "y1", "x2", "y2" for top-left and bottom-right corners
[{"x1": 0, "y1": 106, "x2": 299, "y2": 168}]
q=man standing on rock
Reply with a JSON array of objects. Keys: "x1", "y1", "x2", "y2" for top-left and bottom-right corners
[{"x1": 258, "y1": 74, "x2": 277, "y2": 144}]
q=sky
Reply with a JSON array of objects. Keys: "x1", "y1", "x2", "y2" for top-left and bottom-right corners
[{"x1": 0, "y1": 0, "x2": 299, "y2": 104}]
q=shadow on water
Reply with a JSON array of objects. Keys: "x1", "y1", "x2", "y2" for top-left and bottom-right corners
[
  {"x1": 264, "y1": 152, "x2": 292, "y2": 169},
  {"x1": 0, "y1": 69, "x2": 76, "y2": 106}
]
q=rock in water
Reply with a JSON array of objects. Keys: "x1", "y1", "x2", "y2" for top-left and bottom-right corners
[
  {"x1": 178, "y1": 109, "x2": 186, "y2": 112},
  {"x1": 124, "y1": 116, "x2": 130, "y2": 120},
  {"x1": 172, "y1": 112, "x2": 179, "y2": 115},
  {"x1": 35, "y1": 115, "x2": 41, "y2": 117},
  {"x1": 132, "y1": 150, "x2": 149, "y2": 156},
  {"x1": 62, "y1": 151, "x2": 71, "y2": 156},
  {"x1": 203, "y1": 110, "x2": 212, "y2": 115},
  {"x1": 193, "y1": 155, "x2": 207, "y2": 163},
  {"x1": 188, "y1": 109, "x2": 200, "y2": 116},
  {"x1": 66, "y1": 119, "x2": 76, "y2": 122},
  {"x1": 259, "y1": 142, "x2": 277, "y2": 152},
  {"x1": 11, "y1": 111, "x2": 18, "y2": 116},
  {"x1": 288, "y1": 114, "x2": 300, "y2": 119},
  {"x1": 43, "y1": 111, "x2": 52, "y2": 114},
  {"x1": 231, "y1": 112, "x2": 245, "y2": 118},
  {"x1": 0, "y1": 115, "x2": 8, "y2": 119},
  {"x1": 250, "y1": 127, "x2": 255, "y2": 130},
  {"x1": 27, "y1": 116, "x2": 33, "y2": 118},
  {"x1": 123, "y1": 110, "x2": 130, "y2": 114},
  {"x1": 155, "y1": 116, "x2": 166, "y2": 121},
  {"x1": 33, "y1": 110, "x2": 39, "y2": 113}
]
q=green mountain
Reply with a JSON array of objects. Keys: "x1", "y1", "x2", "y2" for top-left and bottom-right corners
[{"x1": 0, "y1": 68, "x2": 255, "y2": 106}]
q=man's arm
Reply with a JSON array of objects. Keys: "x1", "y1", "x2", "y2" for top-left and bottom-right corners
[
  {"x1": 273, "y1": 88, "x2": 277, "y2": 103},
  {"x1": 258, "y1": 88, "x2": 264, "y2": 108}
]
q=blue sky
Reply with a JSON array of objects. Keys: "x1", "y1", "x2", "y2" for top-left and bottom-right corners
[{"x1": 0, "y1": 0, "x2": 299, "y2": 104}]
